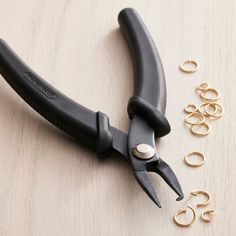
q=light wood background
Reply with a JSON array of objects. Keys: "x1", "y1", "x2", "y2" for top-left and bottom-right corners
[{"x1": 0, "y1": 0, "x2": 235, "y2": 235}]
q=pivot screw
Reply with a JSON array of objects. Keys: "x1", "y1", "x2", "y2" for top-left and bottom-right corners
[{"x1": 132, "y1": 144, "x2": 155, "y2": 160}]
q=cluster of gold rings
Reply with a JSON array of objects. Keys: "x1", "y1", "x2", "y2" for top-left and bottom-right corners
[
  {"x1": 173, "y1": 190, "x2": 216, "y2": 227},
  {"x1": 184, "y1": 83, "x2": 223, "y2": 136},
  {"x1": 177, "y1": 64, "x2": 218, "y2": 228}
]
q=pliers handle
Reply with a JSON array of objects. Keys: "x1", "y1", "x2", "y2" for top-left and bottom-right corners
[
  {"x1": 0, "y1": 40, "x2": 112, "y2": 155},
  {"x1": 119, "y1": 9, "x2": 170, "y2": 138},
  {"x1": 0, "y1": 8, "x2": 169, "y2": 155}
]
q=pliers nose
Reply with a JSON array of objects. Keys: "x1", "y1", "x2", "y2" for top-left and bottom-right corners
[
  {"x1": 134, "y1": 158, "x2": 184, "y2": 208},
  {"x1": 148, "y1": 159, "x2": 184, "y2": 205}
]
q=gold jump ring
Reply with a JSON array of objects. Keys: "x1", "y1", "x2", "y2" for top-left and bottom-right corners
[
  {"x1": 205, "y1": 102, "x2": 223, "y2": 118},
  {"x1": 185, "y1": 112, "x2": 205, "y2": 125},
  {"x1": 184, "y1": 152, "x2": 205, "y2": 167},
  {"x1": 200, "y1": 88, "x2": 219, "y2": 102},
  {"x1": 173, "y1": 206, "x2": 196, "y2": 227},
  {"x1": 197, "y1": 83, "x2": 209, "y2": 91},
  {"x1": 190, "y1": 122, "x2": 210, "y2": 137},
  {"x1": 200, "y1": 210, "x2": 216, "y2": 223},
  {"x1": 180, "y1": 60, "x2": 199, "y2": 73},
  {"x1": 198, "y1": 102, "x2": 217, "y2": 117},
  {"x1": 184, "y1": 104, "x2": 198, "y2": 114},
  {"x1": 190, "y1": 190, "x2": 212, "y2": 207}
]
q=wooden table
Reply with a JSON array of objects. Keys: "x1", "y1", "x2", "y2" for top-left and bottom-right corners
[{"x1": 0, "y1": 1, "x2": 235, "y2": 235}]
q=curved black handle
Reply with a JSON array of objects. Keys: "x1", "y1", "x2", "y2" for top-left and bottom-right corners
[
  {"x1": 0, "y1": 39, "x2": 112, "y2": 155},
  {"x1": 118, "y1": 8, "x2": 170, "y2": 137}
]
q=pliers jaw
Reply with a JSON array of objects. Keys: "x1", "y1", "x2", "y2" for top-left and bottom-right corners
[
  {"x1": 147, "y1": 159, "x2": 184, "y2": 201},
  {"x1": 131, "y1": 150, "x2": 184, "y2": 208}
]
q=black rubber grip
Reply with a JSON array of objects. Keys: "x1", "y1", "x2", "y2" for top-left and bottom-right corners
[
  {"x1": 0, "y1": 39, "x2": 112, "y2": 155},
  {"x1": 118, "y1": 8, "x2": 171, "y2": 137}
]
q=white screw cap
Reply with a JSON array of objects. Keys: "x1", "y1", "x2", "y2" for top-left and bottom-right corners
[{"x1": 132, "y1": 144, "x2": 155, "y2": 160}]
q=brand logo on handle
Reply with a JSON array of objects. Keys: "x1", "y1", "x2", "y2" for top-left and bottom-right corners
[{"x1": 24, "y1": 72, "x2": 57, "y2": 99}]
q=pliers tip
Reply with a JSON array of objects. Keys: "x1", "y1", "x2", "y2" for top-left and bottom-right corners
[
  {"x1": 134, "y1": 170, "x2": 161, "y2": 208},
  {"x1": 149, "y1": 159, "x2": 184, "y2": 202}
]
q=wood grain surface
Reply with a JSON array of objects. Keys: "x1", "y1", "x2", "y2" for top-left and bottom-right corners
[{"x1": 0, "y1": 0, "x2": 235, "y2": 235}]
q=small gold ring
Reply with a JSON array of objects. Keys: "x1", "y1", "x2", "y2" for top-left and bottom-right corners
[
  {"x1": 190, "y1": 190, "x2": 212, "y2": 207},
  {"x1": 180, "y1": 60, "x2": 199, "y2": 73},
  {"x1": 201, "y1": 210, "x2": 216, "y2": 223},
  {"x1": 200, "y1": 88, "x2": 219, "y2": 101},
  {"x1": 198, "y1": 102, "x2": 217, "y2": 117},
  {"x1": 184, "y1": 152, "x2": 205, "y2": 167},
  {"x1": 185, "y1": 112, "x2": 205, "y2": 125},
  {"x1": 197, "y1": 83, "x2": 209, "y2": 91},
  {"x1": 184, "y1": 104, "x2": 198, "y2": 114},
  {"x1": 205, "y1": 102, "x2": 223, "y2": 118},
  {"x1": 190, "y1": 122, "x2": 210, "y2": 137},
  {"x1": 173, "y1": 206, "x2": 196, "y2": 227}
]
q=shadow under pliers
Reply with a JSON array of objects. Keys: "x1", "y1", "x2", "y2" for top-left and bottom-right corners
[{"x1": 0, "y1": 8, "x2": 184, "y2": 207}]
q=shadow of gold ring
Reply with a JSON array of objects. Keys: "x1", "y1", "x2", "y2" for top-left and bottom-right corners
[
  {"x1": 173, "y1": 205, "x2": 196, "y2": 227},
  {"x1": 184, "y1": 152, "x2": 205, "y2": 167}
]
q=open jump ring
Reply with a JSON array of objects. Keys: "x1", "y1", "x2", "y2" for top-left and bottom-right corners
[
  {"x1": 200, "y1": 88, "x2": 219, "y2": 102},
  {"x1": 184, "y1": 152, "x2": 205, "y2": 167},
  {"x1": 180, "y1": 60, "x2": 199, "y2": 73},
  {"x1": 173, "y1": 206, "x2": 196, "y2": 227},
  {"x1": 201, "y1": 210, "x2": 216, "y2": 223},
  {"x1": 190, "y1": 190, "x2": 212, "y2": 208}
]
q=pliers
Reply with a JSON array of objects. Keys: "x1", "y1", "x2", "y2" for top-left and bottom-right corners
[{"x1": 0, "y1": 8, "x2": 183, "y2": 207}]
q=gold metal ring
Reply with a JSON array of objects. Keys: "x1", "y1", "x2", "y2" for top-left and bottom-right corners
[
  {"x1": 197, "y1": 83, "x2": 209, "y2": 91},
  {"x1": 200, "y1": 210, "x2": 216, "y2": 223},
  {"x1": 190, "y1": 122, "x2": 210, "y2": 137},
  {"x1": 198, "y1": 102, "x2": 217, "y2": 117},
  {"x1": 205, "y1": 102, "x2": 223, "y2": 118},
  {"x1": 185, "y1": 112, "x2": 205, "y2": 125},
  {"x1": 184, "y1": 152, "x2": 205, "y2": 167},
  {"x1": 180, "y1": 60, "x2": 199, "y2": 73},
  {"x1": 190, "y1": 190, "x2": 212, "y2": 207},
  {"x1": 173, "y1": 205, "x2": 196, "y2": 227},
  {"x1": 184, "y1": 104, "x2": 198, "y2": 114},
  {"x1": 200, "y1": 88, "x2": 219, "y2": 101}
]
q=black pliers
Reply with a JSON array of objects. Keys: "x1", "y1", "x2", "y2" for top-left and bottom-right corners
[{"x1": 0, "y1": 8, "x2": 183, "y2": 207}]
